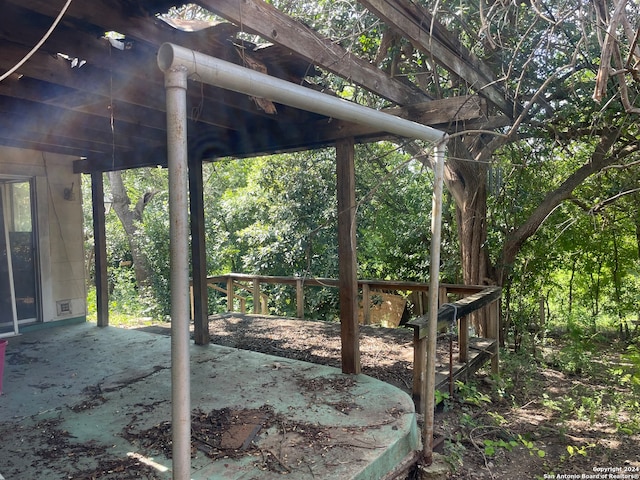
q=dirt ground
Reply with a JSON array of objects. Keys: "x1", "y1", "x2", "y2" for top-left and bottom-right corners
[
  {"x1": 194, "y1": 315, "x2": 640, "y2": 480},
  {"x1": 203, "y1": 314, "x2": 417, "y2": 392}
]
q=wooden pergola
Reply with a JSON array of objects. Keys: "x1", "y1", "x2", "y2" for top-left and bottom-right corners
[
  {"x1": 1, "y1": 1, "x2": 512, "y2": 342},
  {"x1": 1, "y1": 1, "x2": 513, "y2": 473}
]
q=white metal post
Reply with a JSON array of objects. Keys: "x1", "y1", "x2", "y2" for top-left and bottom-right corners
[
  {"x1": 164, "y1": 65, "x2": 192, "y2": 480},
  {"x1": 423, "y1": 142, "x2": 446, "y2": 464}
]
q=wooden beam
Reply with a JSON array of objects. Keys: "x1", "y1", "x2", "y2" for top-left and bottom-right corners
[
  {"x1": 0, "y1": 79, "x2": 167, "y2": 134},
  {"x1": 90, "y1": 172, "x2": 109, "y2": 327},
  {"x1": 336, "y1": 138, "x2": 361, "y2": 374},
  {"x1": 358, "y1": 0, "x2": 516, "y2": 116},
  {"x1": 488, "y1": 300, "x2": 500, "y2": 374},
  {"x1": 0, "y1": 95, "x2": 166, "y2": 148},
  {"x1": 6, "y1": 0, "x2": 177, "y2": 50},
  {"x1": 459, "y1": 313, "x2": 469, "y2": 363},
  {"x1": 252, "y1": 279, "x2": 260, "y2": 314},
  {"x1": 188, "y1": 156, "x2": 210, "y2": 345},
  {"x1": 383, "y1": 96, "x2": 487, "y2": 125},
  {"x1": 198, "y1": 0, "x2": 430, "y2": 105},
  {"x1": 227, "y1": 277, "x2": 234, "y2": 312},
  {"x1": 0, "y1": 137, "x2": 92, "y2": 159},
  {"x1": 407, "y1": 286, "x2": 502, "y2": 339},
  {"x1": 412, "y1": 328, "x2": 427, "y2": 412},
  {"x1": 362, "y1": 283, "x2": 371, "y2": 325},
  {"x1": 13, "y1": 0, "x2": 428, "y2": 106},
  {"x1": 73, "y1": 146, "x2": 168, "y2": 173},
  {"x1": 0, "y1": 43, "x2": 249, "y2": 132},
  {"x1": 0, "y1": 43, "x2": 167, "y2": 111},
  {"x1": 0, "y1": 106, "x2": 161, "y2": 157}
]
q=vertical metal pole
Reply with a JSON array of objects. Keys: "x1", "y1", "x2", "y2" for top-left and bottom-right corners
[
  {"x1": 164, "y1": 65, "x2": 191, "y2": 480},
  {"x1": 423, "y1": 142, "x2": 446, "y2": 464}
]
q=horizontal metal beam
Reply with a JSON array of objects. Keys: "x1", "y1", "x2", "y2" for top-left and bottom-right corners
[{"x1": 158, "y1": 43, "x2": 446, "y2": 145}]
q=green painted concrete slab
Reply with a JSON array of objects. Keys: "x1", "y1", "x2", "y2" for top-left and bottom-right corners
[{"x1": 0, "y1": 323, "x2": 419, "y2": 479}]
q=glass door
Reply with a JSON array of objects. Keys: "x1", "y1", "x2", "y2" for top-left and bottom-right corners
[{"x1": 0, "y1": 179, "x2": 38, "y2": 337}]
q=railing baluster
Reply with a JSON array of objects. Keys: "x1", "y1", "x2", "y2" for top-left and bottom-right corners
[
  {"x1": 296, "y1": 279, "x2": 304, "y2": 318},
  {"x1": 227, "y1": 276, "x2": 234, "y2": 312},
  {"x1": 458, "y1": 314, "x2": 468, "y2": 363},
  {"x1": 488, "y1": 299, "x2": 500, "y2": 374},
  {"x1": 362, "y1": 283, "x2": 371, "y2": 325},
  {"x1": 253, "y1": 279, "x2": 260, "y2": 315}
]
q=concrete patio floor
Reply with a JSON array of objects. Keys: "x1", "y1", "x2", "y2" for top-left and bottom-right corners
[{"x1": 0, "y1": 322, "x2": 420, "y2": 479}]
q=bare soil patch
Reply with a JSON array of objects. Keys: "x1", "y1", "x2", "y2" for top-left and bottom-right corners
[{"x1": 205, "y1": 313, "x2": 418, "y2": 392}]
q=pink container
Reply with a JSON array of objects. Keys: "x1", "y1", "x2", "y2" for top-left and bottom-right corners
[{"x1": 0, "y1": 339, "x2": 7, "y2": 395}]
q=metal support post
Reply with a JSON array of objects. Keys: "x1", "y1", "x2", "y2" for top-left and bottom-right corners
[
  {"x1": 164, "y1": 65, "x2": 192, "y2": 480},
  {"x1": 423, "y1": 142, "x2": 446, "y2": 464}
]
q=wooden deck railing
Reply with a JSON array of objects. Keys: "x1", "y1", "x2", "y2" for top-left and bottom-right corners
[
  {"x1": 406, "y1": 286, "x2": 501, "y2": 411},
  {"x1": 192, "y1": 272, "x2": 494, "y2": 320},
  {"x1": 191, "y1": 273, "x2": 501, "y2": 411}
]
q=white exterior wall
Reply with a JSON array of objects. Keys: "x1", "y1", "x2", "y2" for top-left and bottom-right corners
[{"x1": 0, "y1": 146, "x2": 86, "y2": 323}]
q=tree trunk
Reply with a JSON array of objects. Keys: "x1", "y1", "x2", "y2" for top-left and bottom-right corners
[
  {"x1": 107, "y1": 171, "x2": 155, "y2": 289},
  {"x1": 413, "y1": 128, "x2": 622, "y2": 341},
  {"x1": 447, "y1": 138, "x2": 495, "y2": 336}
]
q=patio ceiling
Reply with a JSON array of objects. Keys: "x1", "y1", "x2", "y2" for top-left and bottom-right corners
[{"x1": 0, "y1": 0, "x2": 500, "y2": 174}]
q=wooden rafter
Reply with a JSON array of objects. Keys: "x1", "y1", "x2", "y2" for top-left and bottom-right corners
[
  {"x1": 358, "y1": 0, "x2": 516, "y2": 117},
  {"x1": 198, "y1": 0, "x2": 432, "y2": 105},
  {"x1": 2, "y1": 0, "x2": 501, "y2": 171}
]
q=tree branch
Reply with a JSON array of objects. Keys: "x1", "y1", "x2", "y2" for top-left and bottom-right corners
[
  {"x1": 591, "y1": 188, "x2": 640, "y2": 213},
  {"x1": 500, "y1": 128, "x2": 621, "y2": 271},
  {"x1": 603, "y1": 159, "x2": 640, "y2": 170}
]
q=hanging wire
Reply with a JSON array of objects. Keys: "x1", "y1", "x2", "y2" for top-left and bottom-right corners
[{"x1": 0, "y1": 0, "x2": 74, "y2": 82}]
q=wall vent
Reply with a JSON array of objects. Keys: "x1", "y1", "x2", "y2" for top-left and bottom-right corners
[{"x1": 56, "y1": 300, "x2": 72, "y2": 316}]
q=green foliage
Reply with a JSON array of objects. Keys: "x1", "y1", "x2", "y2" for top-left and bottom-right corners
[
  {"x1": 483, "y1": 438, "x2": 518, "y2": 457},
  {"x1": 82, "y1": 141, "x2": 450, "y2": 321},
  {"x1": 517, "y1": 434, "x2": 546, "y2": 458},
  {"x1": 456, "y1": 380, "x2": 492, "y2": 407},
  {"x1": 355, "y1": 143, "x2": 447, "y2": 281},
  {"x1": 195, "y1": 144, "x2": 445, "y2": 318},
  {"x1": 108, "y1": 266, "x2": 160, "y2": 319},
  {"x1": 138, "y1": 199, "x2": 172, "y2": 317},
  {"x1": 539, "y1": 329, "x2": 640, "y2": 438},
  {"x1": 547, "y1": 336, "x2": 594, "y2": 376},
  {"x1": 434, "y1": 389, "x2": 450, "y2": 407},
  {"x1": 564, "y1": 443, "x2": 594, "y2": 460},
  {"x1": 494, "y1": 131, "x2": 640, "y2": 347},
  {"x1": 85, "y1": 286, "x2": 97, "y2": 319},
  {"x1": 443, "y1": 437, "x2": 466, "y2": 469}
]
